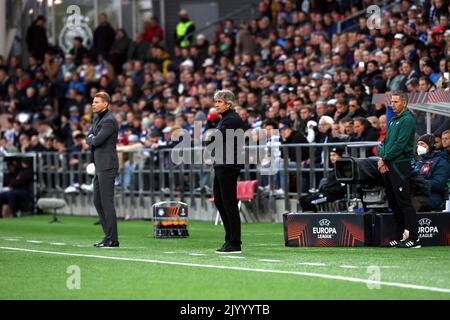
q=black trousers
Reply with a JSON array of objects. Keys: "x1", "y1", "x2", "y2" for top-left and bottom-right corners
[
  {"x1": 299, "y1": 193, "x2": 323, "y2": 212},
  {"x1": 93, "y1": 169, "x2": 119, "y2": 242},
  {"x1": 383, "y1": 160, "x2": 418, "y2": 239},
  {"x1": 0, "y1": 190, "x2": 29, "y2": 215},
  {"x1": 213, "y1": 167, "x2": 241, "y2": 247}
]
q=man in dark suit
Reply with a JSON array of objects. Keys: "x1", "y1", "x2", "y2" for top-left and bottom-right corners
[
  {"x1": 86, "y1": 92, "x2": 120, "y2": 248},
  {"x1": 212, "y1": 90, "x2": 245, "y2": 254}
]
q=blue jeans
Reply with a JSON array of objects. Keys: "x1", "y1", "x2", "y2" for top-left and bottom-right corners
[{"x1": 261, "y1": 159, "x2": 297, "y2": 191}]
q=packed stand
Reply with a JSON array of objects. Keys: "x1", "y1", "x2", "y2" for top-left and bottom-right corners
[{"x1": 0, "y1": 0, "x2": 449, "y2": 211}]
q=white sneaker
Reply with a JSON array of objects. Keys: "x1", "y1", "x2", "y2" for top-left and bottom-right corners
[
  {"x1": 273, "y1": 188, "x2": 285, "y2": 197},
  {"x1": 64, "y1": 185, "x2": 79, "y2": 194},
  {"x1": 258, "y1": 185, "x2": 271, "y2": 192},
  {"x1": 161, "y1": 187, "x2": 171, "y2": 194},
  {"x1": 81, "y1": 184, "x2": 94, "y2": 192}
]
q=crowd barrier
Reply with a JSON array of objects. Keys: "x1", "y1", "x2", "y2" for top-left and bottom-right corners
[{"x1": 0, "y1": 142, "x2": 378, "y2": 221}]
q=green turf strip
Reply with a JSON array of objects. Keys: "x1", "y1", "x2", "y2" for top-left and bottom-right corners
[{"x1": 0, "y1": 215, "x2": 449, "y2": 299}]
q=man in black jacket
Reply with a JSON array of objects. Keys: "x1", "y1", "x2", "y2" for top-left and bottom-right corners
[
  {"x1": 211, "y1": 89, "x2": 245, "y2": 254},
  {"x1": 280, "y1": 123, "x2": 309, "y2": 162},
  {"x1": 93, "y1": 13, "x2": 116, "y2": 58},
  {"x1": 353, "y1": 117, "x2": 379, "y2": 156},
  {"x1": 25, "y1": 16, "x2": 48, "y2": 62},
  {"x1": 299, "y1": 147, "x2": 346, "y2": 212},
  {"x1": 0, "y1": 159, "x2": 33, "y2": 218},
  {"x1": 86, "y1": 92, "x2": 120, "y2": 248}
]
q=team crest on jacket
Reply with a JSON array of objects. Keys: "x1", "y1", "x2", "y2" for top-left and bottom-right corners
[{"x1": 421, "y1": 164, "x2": 430, "y2": 174}]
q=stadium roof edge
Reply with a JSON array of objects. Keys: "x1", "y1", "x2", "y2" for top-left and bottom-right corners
[{"x1": 408, "y1": 103, "x2": 450, "y2": 118}]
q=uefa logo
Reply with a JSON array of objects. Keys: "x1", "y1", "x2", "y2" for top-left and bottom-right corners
[
  {"x1": 418, "y1": 218, "x2": 432, "y2": 226},
  {"x1": 318, "y1": 219, "x2": 331, "y2": 227},
  {"x1": 418, "y1": 218, "x2": 438, "y2": 238},
  {"x1": 313, "y1": 219, "x2": 336, "y2": 238}
]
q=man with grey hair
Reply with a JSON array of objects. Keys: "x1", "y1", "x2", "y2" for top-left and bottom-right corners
[{"x1": 212, "y1": 89, "x2": 245, "y2": 253}]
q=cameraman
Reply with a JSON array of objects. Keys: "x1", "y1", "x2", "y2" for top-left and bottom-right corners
[{"x1": 299, "y1": 147, "x2": 346, "y2": 212}]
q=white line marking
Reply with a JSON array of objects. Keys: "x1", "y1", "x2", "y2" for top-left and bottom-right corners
[
  {"x1": 189, "y1": 253, "x2": 207, "y2": 256},
  {"x1": 222, "y1": 256, "x2": 245, "y2": 259},
  {"x1": 163, "y1": 251, "x2": 176, "y2": 254},
  {"x1": 298, "y1": 262, "x2": 327, "y2": 266},
  {"x1": 2, "y1": 238, "x2": 19, "y2": 241},
  {"x1": 258, "y1": 259, "x2": 281, "y2": 263},
  {"x1": 339, "y1": 265, "x2": 400, "y2": 269},
  {"x1": 26, "y1": 240, "x2": 43, "y2": 244},
  {"x1": 49, "y1": 242, "x2": 66, "y2": 246},
  {"x1": 1, "y1": 246, "x2": 450, "y2": 294}
]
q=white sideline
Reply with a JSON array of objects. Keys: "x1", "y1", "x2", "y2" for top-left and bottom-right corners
[
  {"x1": 298, "y1": 262, "x2": 327, "y2": 266},
  {"x1": 1, "y1": 246, "x2": 450, "y2": 294},
  {"x1": 258, "y1": 259, "x2": 281, "y2": 262}
]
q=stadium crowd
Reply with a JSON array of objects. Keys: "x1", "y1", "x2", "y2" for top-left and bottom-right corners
[{"x1": 0, "y1": 0, "x2": 450, "y2": 215}]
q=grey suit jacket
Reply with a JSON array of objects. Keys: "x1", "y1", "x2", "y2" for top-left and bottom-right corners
[{"x1": 86, "y1": 110, "x2": 119, "y2": 172}]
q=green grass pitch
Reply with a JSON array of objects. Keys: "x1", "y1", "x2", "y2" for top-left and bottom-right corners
[{"x1": 0, "y1": 215, "x2": 449, "y2": 300}]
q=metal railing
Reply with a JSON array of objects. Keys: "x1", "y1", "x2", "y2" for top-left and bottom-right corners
[{"x1": 3, "y1": 142, "x2": 378, "y2": 221}]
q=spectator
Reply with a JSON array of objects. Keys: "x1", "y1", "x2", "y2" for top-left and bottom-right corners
[
  {"x1": 412, "y1": 134, "x2": 450, "y2": 212},
  {"x1": 236, "y1": 21, "x2": 257, "y2": 56},
  {"x1": 385, "y1": 63, "x2": 404, "y2": 91},
  {"x1": 353, "y1": 117, "x2": 379, "y2": 156},
  {"x1": 70, "y1": 36, "x2": 89, "y2": 65},
  {"x1": 93, "y1": 13, "x2": 116, "y2": 58},
  {"x1": 117, "y1": 134, "x2": 144, "y2": 191},
  {"x1": 110, "y1": 29, "x2": 131, "y2": 74},
  {"x1": 260, "y1": 120, "x2": 284, "y2": 196},
  {"x1": 128, "y1": 33, "x2": 151, "y2": 62},
  {"x1": 25, "y1": 16, "x2": 48, "y2": 62},
  {"x1": 144, "y1": 16, "x2": 164, "y2": 45},
  {"x1": 0, "y1": 66, "x2": 11, "y2": 100},
  {"x1": 280, "y1": 122, "x2": 309, "y2": 162},
  {"x1": 441, "y1": 130, "x2": 450, "y2": 164}
]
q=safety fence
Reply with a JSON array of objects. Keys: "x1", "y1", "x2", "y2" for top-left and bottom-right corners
[{"x1": 0, "y1": 142, "x2": 379, "y2": 221}]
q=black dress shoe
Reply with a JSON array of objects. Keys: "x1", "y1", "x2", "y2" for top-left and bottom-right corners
[
  {"x1": 96, "y1": 240, "x2": 120, "y2": 248},
  {"x1": 93, "y1": 240, "x2": 106, "y2": 247},
  {"x1": 216, "y1": 242, "x2": 228, "y2": 251},
  {"x1": 215, "y1": 244, "x2": 241, "y2": 254}
]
